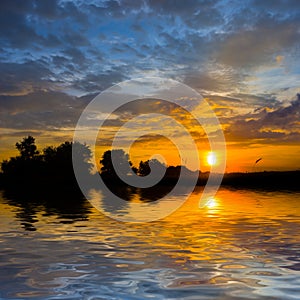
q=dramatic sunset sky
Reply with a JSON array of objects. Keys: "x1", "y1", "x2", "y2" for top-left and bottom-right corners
[{"x1": 1, "y1": 0, "x2": 300, "y2": 172}]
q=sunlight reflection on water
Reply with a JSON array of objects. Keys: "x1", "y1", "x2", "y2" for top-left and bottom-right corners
[{"x1": 0, "y1": 187, "x2": 299, "y2": 299}]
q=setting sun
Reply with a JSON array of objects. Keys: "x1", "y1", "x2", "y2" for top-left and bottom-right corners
[{"x1": 207, "y1": 152, "x2": 217, "y2": 166}]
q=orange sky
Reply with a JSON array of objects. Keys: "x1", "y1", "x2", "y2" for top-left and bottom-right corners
[{"x1": 1, "y1": 96, "x2": 300, "y2": 174}]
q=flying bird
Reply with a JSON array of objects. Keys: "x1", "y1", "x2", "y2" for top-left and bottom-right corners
[{"x1": 255, "y1": 158, "x2": 262, "y2": 164}]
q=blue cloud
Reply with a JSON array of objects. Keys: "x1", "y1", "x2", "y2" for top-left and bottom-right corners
[{"x1": 0, "y1": 0, "x2": 299, "y2": 132}]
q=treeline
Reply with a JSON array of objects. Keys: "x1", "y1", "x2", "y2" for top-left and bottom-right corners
[
  {"x1": 0, "y1": 136, "x2": 193, "y2": 189},
  {"x1": 100, "y1": 149, "x2": 177, "y2": 177},
  {"x1": 1, "y1": 136, "x2": 298, "y2": 192},
  {"x1": 99, "y1": 149, "x2": 198, "y2": 187},
  {"x1": 0, "y1": 136, "x2": 92, "y2": 188}
]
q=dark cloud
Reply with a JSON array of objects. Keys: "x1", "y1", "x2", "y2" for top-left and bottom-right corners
[
  {"x1": 0, "y1": 91, "x2": 93, "y2": 130},
  {"x1": 230, "y1": 93, "x2": 280, "y2": 109},
  {"x1": 259, "y1": 94, "x2": 300, "y2": 129},
  {"x1": 217, "y1": 20, "x2": 300, "y2": 68},
  {"x1": 184, "y1": 68, "x2": 246, "y2": 93},
  {"x1": 63, "y1": 31, "x2": 90, "y2": 47},
  {"x1": 225, "y1": 94, "x2": 300, "y2": 144},
  {"x1": 0, "y1": 0, "x2": 299, "y2": 141},
  {"x1": 146, "y1": 0, "x2": 216, "y2": 19},
  {"x1": 251, "y1": 0, "x2": 300, "y2": 14},
  {"x1": 185, "y1": 6, "x2": 224, "y2": 28},
  {"x1": 63, "y1": 48, "x2": 88, "y2": 67},
  {"x1": 0, "y1": 0, "x2": 88, "y2": 50},
  {"x1": 72, "y1": 68, "x2": 129, "y2": 93},
  {"x1": 0, "y1": 3, "x2": 42, "y2": 49},
  {"x1": 33, "y1": 0, "x2": 60, "y2": 19},
  {"x1": 0, "y1": 61, "x2": 54, "y2": 95}
]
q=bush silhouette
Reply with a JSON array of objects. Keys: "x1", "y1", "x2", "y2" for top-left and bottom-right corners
[
  {"x1": 0, "y1": 136, "x2": 92, "y2": 188},
  {"x1": 100, "y1": 149, "x2": 133, "y2": 178},
  {"x1": 16, "y1": 136, "x2": 39, "y2": 160}
]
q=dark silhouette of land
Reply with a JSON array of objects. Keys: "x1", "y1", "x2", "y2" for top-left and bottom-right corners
[
  {"x1": 0, "y1": 136, "x2": 92, "y2": 192},
  {"x1": 100, "y1": 149, "x2": 300, "y2": 191},
  {"x1": 1, "y1": 137, "x2": 299, "y2": 198},
  {"x1": 199, "y1": 170, "x2": 300, "y2": 191},
  {"x1": 1, "y1": 137, "x2": 298, "y2": 230},
  {"x1": 221, "y1": 171, "x2": 300, "y2": 191}
]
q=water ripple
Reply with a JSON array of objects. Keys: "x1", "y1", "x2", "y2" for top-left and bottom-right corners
[{"x1": 0, "y1": 188, "x2": 299, "y2": 299}]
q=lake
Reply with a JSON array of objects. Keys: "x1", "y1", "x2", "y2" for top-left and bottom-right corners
[{"x1": 0, "y1": 187, "x2": 299, "y2": 299}]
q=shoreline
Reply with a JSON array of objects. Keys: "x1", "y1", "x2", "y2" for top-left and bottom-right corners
[{"x1": 1, "y1": 170, "x2": 299, "y2": 192}]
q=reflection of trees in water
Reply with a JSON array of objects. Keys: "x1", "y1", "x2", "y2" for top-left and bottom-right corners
[
  {"x1": 16, "y1": 202, "x2": 40, "y2": 231},
  {"x1": 1, "y1": 180, "x2": 193, "y2": 231},
  {"x1": 1, "y1": 188, "x2": 92, "y2": 231},
  {"x1": 0, "y1": 136, "x2": 94, "y2": 231},
  {"x1": 0, "y1": 138, "x2": 194, "y2": 230},
  {"x1": 138, "y1": 185, "x2": 175, "y2": 201},
  {"x1": 100, "y1": 175, "x2": 184, "y2": 203}
]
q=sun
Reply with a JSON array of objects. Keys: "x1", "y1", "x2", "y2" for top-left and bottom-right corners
[
  {"x1": 207, "y1": 152, "x2": 217, "y2": 166},
  {"x1": 206, "y1": 197, "x2": 218, "y2": 209}
]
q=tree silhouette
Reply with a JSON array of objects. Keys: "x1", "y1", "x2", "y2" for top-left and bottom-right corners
[
  {"x1": 0, "y1": 137, "x2": 92, "y2": 188},
  {"x1": 138, "y1": 160, "x2": 151, "y2": 176},
  {"x1": 1, "y1": 136, "x2": 42, "y2": 179},
  {"x1": 138, "y1": 159, "x2": 165, "y2": 176},
  {"x1": 1, "y1": 157, "x2": 21, "y2": 177},
  {"x1": 100, "y1": 149, "x2": 133, "y2": 177},
  {"x1": 43, "y1": 141, "x2": 92, "y2": 181},
  {"x1": 15, "y1": 136, "x2": 39, "y2": 160}
]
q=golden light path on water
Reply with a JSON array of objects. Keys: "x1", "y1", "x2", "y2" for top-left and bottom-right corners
[{"x1": 0, "y1": 187, "x2": 299, "y2": 299}]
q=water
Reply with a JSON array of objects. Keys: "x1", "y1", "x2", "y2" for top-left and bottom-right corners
[{"x1": 0, "y1": 187, "x2": 299, "y2": 299}]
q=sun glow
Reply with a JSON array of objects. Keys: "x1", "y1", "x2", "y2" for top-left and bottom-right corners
[
  {"x1": 207, "y1": 152, "x2": 217, "y2": 166},
  {"x1": 206, "y1": 197, "x2": 218, "y2": 209}
]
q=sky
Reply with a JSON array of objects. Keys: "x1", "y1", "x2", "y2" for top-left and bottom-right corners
[{"x1": 0, "y1": 0, "x2": 300, "y2": 172}]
